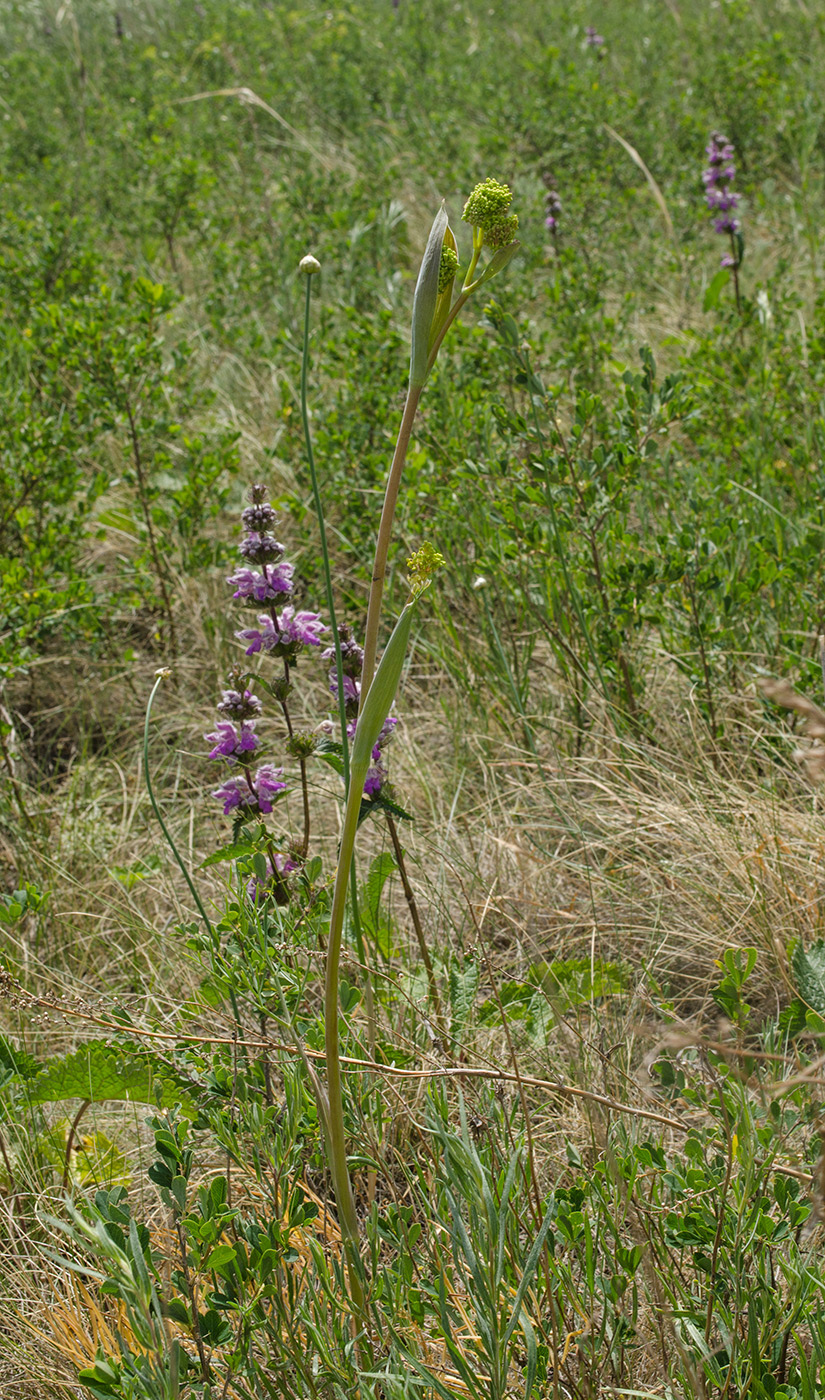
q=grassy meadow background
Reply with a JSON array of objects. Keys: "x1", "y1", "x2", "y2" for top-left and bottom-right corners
[{"x1": 3, "y1": 0, "x2": 825, "y2": 1396}]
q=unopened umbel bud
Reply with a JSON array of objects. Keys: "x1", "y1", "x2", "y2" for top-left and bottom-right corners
[{"x1": 299, "y1": 254, "x2": 321, "y2": 275}]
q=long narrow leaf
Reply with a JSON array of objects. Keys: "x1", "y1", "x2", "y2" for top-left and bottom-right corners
[{"x1": 503, "y1": 1201, "x2": 555, "y2": 1348}]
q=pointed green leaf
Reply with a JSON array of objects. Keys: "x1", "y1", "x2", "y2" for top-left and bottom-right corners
[
  {"x1": 475, "y1": 239, "x2": 521, "y2": 287},
  {"x1": 410, "y1": 202, "x2": 448, "y2": 387},
  {"x1": 351, "y1": 601, "x2": 417, "y2": 784}
]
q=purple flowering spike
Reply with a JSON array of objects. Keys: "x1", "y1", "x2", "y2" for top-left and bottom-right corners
[
  {"x1": 227, "y1": 562, "x2": 294, "y2": 602},
  {"x1": 205, "y1": 720, "x2": 259, "y2": 762},
  {"x1": 254, "y1": 764, "x2": 287, "y2": 813},
  {"x1": 212, "y1": 774, "x2": 252, "y2": 814},
  {"x1": 703, "y1": 131, "x2": 741, "y2": 264},
  {"x1": 585, "y1": 25, "x2": 604, "y2": 47}
]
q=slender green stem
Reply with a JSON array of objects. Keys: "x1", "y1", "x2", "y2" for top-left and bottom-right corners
[
  {"x1": 144, "y1": 672, "x2": 213, "y2": 937},
  {"x1": 300, "y1": 274, "x2": 350, "y2": 782},
  {"x1": 145, "y1": 674, "x2": 249, "y2": 1050},
  {"x1": 359, "y1": 383, "x2": 423, "y2": 702},
  {"x1": 323, "y1": 758, "x2": 370, "y2": 1306}
]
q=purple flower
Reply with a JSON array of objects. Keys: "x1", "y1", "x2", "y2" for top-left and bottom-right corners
[
  {"x1": 239, "y1": 532, "x2": 285, "y2": 564},
  {"x1": 212, "y1": 774, "x2": 253, "y2": 814},
  {"x1": 205, "y1": 719, "x2": 259, "y2": 762},
  {"x1": 217, "y1": 688, "x2": 262, "y2": 720},
  {"x1": 585, "y1": 25, "x2": 604, "y2": 47},
  {"x1": 330, "y1": 671, "x2": 361, "y2": 710},
  {"x1": 238, "y1": 608, "x2": 326, "y2": 658},
  {"x1": 247, "y1": 851, "x2": 299, "y2": 904},
  {"x1": 227, "y1": 563, "x2": 294, "y2": 602},
  {"x1": 254, "y1": 764, "x2": 288, "y2": 812},
  {"x1": 212, "y1": 764, "x2": 286, "y2": 815},
  {"x1": 363, "y1": 764, "x2": 386, "y2": 799}
]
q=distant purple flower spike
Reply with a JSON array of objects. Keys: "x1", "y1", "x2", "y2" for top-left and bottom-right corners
[
  {"x1": 585, "y1": 25, "x2": 604, "y2": 46},
  {"x1": 703, "y1": 131, "x2": 741, "y2": 265},
  {"x1": 228, "y1": 563, "x2": 294, "y2": 602},
  {"x1": 205, "y1": 719, "x2": 259, "y2": 762}
]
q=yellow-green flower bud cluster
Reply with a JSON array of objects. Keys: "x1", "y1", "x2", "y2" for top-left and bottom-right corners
[
  {"x1": 462, "y1": 178, "x2": 513, "y2": 230},
  {"x1": 438, "y1": 244, "x2": 459, "y2": 292},
  {"x1": 485, "y1": 214, "x2": 519, "y2": 249},
  {"x1": 407, "y1": 542, "x2": 446, "y2": 596}
]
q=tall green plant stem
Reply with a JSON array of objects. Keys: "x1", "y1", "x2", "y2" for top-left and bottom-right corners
[
  {"x1": 359, "y1": 382, "x2": 422, "y2": 699},
  {"x1": 358, "y1": 288, "x2": 475, "y2": 703},
  {"x1": 323, "y1": 756, "x2": 369, "y2": 1311}
]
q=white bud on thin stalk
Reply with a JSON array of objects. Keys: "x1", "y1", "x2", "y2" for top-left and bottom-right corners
[{"x1": 300, "y1": 254, "x2": 321, "y2": 275}]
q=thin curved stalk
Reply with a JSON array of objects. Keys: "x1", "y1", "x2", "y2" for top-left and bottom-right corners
[
  {"x1": 300, "y1": 274, "x2": 350, "y2": 780},
  {"x1": 144, "y1": 672, "x2": 213, "y2": 937}
]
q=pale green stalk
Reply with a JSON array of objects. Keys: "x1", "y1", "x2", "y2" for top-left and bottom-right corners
[
  {"x1": 321, "y1": 188, "x2": 518, "y2": 1313},
  {"x1": 358, "y1": 383, "x2": 422, "y2": 697},
  {"x1": 300, "y1": 271, "x2": 350, "y2": 778},
  {"x1": 323, "y1": 600, "x2": 417, "y2": 1306}
]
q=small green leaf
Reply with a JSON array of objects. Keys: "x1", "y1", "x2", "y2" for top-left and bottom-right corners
[
  {"x1": 200, "y1": 840, "x2": 255, "y2": 868},
  {"x1": 204, "y1": 1243, "x2": 237, "y2": 1271},
  {"x1": 475, "y1": 239, "x2": 521, "y2": 287},
  {"x1": 703, "y1": 267, "x2": 730, "y2": 311}
]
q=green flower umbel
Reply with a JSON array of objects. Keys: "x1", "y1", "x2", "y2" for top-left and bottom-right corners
[
  {"x1": 462, "y1": 177, "x2": 513, "y2": 227},
  {"x1": 462, "y1": 178, "x2": 519, "y2": 251},
  {"x1": 407, "y1": 542, "x2": 445, "y2": 598}
]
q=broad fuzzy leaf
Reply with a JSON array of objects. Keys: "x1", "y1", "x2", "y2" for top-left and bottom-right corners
[
  {"x1": 792, "y1": 941, "x2": 825, "y2": 1019},
  {"x1": 24, "y1": 1041, "x2": 197, "y2": 1117}
]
